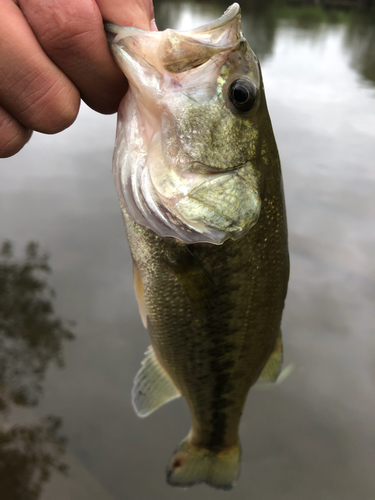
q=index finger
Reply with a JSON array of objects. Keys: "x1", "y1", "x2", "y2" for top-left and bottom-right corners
[{"x1": 18, "y1": 0, "x2": 154, "y2": 116}]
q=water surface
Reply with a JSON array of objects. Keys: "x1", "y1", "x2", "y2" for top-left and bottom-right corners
[{"x1": 0, "y1": 2, "x2": 374, "y2": 499}]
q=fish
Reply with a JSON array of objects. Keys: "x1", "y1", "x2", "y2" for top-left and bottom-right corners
[{"x1": 105, "y1": 2, "x2": 289, "y2": 490}]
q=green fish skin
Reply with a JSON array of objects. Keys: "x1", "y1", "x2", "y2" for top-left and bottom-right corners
[{"x1": 106, "y1": 3, "x2": 289, "y2": 490}]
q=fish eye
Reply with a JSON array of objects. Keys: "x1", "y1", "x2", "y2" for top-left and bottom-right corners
[{"x1": 228, "y1": 79, "x2": 257, "y2": 112}]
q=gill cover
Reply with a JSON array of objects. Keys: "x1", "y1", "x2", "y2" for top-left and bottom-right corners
[{"x1": 106, "y1": 3, "x2": 262, "y2": 244}]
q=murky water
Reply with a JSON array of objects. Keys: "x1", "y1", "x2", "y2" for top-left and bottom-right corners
[{"x1": 1, "y1": 2, "x2": 374, "y2": 499}]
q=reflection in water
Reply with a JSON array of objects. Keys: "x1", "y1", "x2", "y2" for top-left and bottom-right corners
[
  {"x1": 0, "y1": 241, "x2": 74, "y2": 499},
  {"x1": 0, "y1": 416, "x2": 67, "y2": 500},
  {"x1": 268, "y1": 3, "x2": 375, "y2": 86},
  {"x1": 0, "y1": 241, "x2": 74, "y2": 411},
  {"x1": 346, "y1": 10, "x2": 375, "y2": 85}
]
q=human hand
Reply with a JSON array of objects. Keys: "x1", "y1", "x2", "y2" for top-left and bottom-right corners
[{"x1": 0, "y1": 0, "x2": 155, "y2": 158}]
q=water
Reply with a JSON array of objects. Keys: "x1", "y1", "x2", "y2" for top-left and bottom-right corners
[{"x1": 0, "y1": 2, "x2": 374, "y2": 499}]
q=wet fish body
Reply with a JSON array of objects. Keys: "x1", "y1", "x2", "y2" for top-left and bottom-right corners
[{"x1": 106, "y1": 3, "x2": 289, "y2": 490}]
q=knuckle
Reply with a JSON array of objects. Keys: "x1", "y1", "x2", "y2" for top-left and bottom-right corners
[
  {"x1": 0, "y1": 112, "x2": 32, "y2": 158},
  {"x1": 27, "y1": 78, "x2": 80, "y2": 134},
  {"x1": 33, "y1": 2, "x2": 100, "y2": 55},
  {"x1": 39, "y1": 21, "x2": 94, "y2": 54},
  {"x1": 45, "y1": 83, "x2": 80, "y2": 133}
]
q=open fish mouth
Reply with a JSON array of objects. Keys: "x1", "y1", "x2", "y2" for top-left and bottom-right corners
[
  {"x1": 105, "y1": 3, "x2": 242, "y2": 43},
  {"x1": 106, "y1": 3, "x2": 262, "y2": 245}
]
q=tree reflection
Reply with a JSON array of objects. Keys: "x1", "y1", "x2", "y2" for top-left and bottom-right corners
[
  {"x1": 0, "y1": 240, "x2": 74, "y2": 412},
  {"x1": 345, "y1": 9, "x2": 375, "y2": 85},
  {"x1": 0, "y1": 241, "x2": 74, "y2": 499},
  {"x1": 0, "y1": 416, "x2": 67, "y2": 500}
]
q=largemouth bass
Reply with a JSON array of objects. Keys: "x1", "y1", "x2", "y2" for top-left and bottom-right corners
[{"x1": 106, "y1": 3, "x2": 289, "y2": 490}]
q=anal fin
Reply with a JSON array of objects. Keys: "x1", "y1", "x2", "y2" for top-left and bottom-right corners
[{"x1": 132, "y1": 346, "x2": 181, "y2": 418}]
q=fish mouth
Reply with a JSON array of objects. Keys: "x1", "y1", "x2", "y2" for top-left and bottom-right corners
[
  {"x1": 182, "y1": 3, "x2": 241, "y2": 35},
  {"x1": 104, "y1": 3, "x2": 244, "y2": 87},
  {"x1": 105, "y1": 3, "x2": 241, "y2": 36}
]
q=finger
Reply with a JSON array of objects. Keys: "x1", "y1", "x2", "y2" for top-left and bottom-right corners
[
  {"x1": 95, "y1": 0, "x2": 154, "y2": 28},
  {"x1": 150, "y1": 19, "x2": 158, "y2": 32},
  {"x1": 0, "y1": 106, "x2": 32, "y2": 158},
  {"x1": 0, "y1": 0, "x2": 80, "y2": 134},
  {"x1": 18, "y1": 0, "x2": 128, "y2": 114}
]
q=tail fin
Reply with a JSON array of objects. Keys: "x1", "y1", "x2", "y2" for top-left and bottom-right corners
[{"x1": 166, "y1": 435, "x2": 241, "y2": 490}]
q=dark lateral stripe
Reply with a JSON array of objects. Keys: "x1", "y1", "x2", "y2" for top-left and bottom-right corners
[
  {"x1": 185, "y1": 244, "x2": 238, "y2": 449},
  {"x1": 207, "y1": 352, "x2": 236, "y2": 449}
]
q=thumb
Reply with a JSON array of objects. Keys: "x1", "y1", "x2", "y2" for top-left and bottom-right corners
[{"x1": 95, "y1": 0, "x2": 154, "y2": 30}]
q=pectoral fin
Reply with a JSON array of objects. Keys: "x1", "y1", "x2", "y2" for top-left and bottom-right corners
[
  {"x1": 257, "y1": 330, "x2": 283, "y2": 383},
  {"x1": 132, "y1": 346, "x2": 181, "y2": 418}
]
